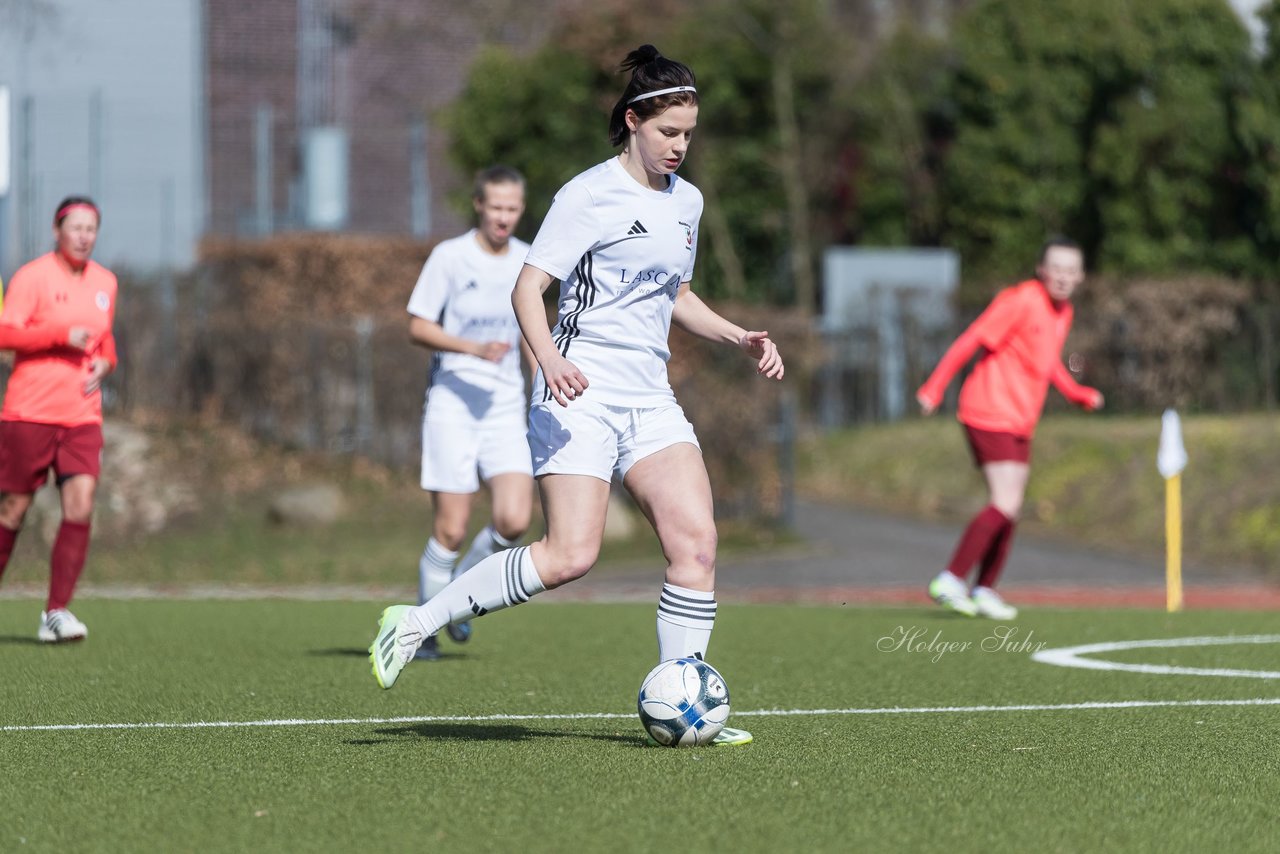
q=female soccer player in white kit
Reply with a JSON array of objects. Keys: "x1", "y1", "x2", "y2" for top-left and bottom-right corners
[
  {"x1": 406, "y1": 166, "x2": 534, "y2": 659},
  {"x1": 370, "y1": 45, "x2": 784, "y2": 745}
]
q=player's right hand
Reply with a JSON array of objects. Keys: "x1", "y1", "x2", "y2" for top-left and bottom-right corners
[
  {"x1": 67, "y1": 327, "x2": 92, "y2": 350},
  {"x1": 917, "y1": 392, "x2": 938, "y2": 416},
  {"x1": 541, "y1": 354, "x2": 589, "y2": 407},
  {"x1": 475, "y1": 341, "x2": 512, "y2": 362}
]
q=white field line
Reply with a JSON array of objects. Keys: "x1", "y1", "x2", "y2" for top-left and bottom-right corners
[
  {"x1": 1032, "y1": 634, "x2": 1280, "y2": 679},
  {"x1": 4, "y1": 697, "x2": 1280, "y2": 734}
]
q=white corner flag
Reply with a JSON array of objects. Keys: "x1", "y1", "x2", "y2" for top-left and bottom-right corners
[
  {"x1": 1158, "y1": 409, "x2": 1187, "y2": 479},
  {"x1": 1158, "y1": 409, "x2": 1186, "y2": 612}
]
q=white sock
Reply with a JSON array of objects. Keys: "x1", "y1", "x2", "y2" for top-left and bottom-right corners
[
  {"x1": 655, "y1": 583, "x2": 717, "y2": 662},
  {"x1": 407, "y1": 545, "x2": 545, "y2": 637},
  {"x1": 454, "y1": 525, "x2": 519, "y2": 579},
  {"x1": 418, "y1": 538, "x2": 458, "y2": 606}
]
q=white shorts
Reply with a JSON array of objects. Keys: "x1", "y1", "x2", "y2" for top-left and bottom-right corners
[
  {"x1": 527, "y1": 399, "x2": 701, "y2": 483},
  {"x1": 420, "y1": 412, "x2": 533, "y2": 493}
]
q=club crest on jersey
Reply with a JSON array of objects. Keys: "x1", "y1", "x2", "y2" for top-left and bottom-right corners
[
  {"x1": 95, "y1": 291, "x2": 111, "y2": 311},
  {"x1": 679, "y1": 220, "x2": 693, "y2": 250}
]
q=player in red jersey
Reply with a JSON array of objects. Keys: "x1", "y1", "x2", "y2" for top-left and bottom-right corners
[
  {"x1": 916, "y1": 237, "x2": 1103, "y2": 619},
  {"x1": 0, "y1": 196, "x2": 118, "y2": 642}
]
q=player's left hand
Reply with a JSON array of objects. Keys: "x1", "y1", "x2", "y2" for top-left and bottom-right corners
[
  {"x1": 739, "y1": 331, "x2": 784, "y2": 380},
  {"x1": 84, "y1": 358, "x2": 111, "y2": 395},
  {"x1": 1085, "y1": 388, "x2": 1105, "y2": 412}
]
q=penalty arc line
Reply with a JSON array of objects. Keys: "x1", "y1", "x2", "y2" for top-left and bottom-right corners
[
  {"x1": 4, "y1": 697, "x2": 1280, "y2": 734},
  {"x1": 1032, "y1": 634, "x2": 1280, "y2": 679}
]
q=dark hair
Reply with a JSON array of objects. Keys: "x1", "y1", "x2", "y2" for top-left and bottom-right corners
[
  {"x1": 1038, "y1": 235, "x2": 1082, "y2": 265},
  {"x1": 53, "y1": 195, "x2": 100, "y2": 227},
  {"x1": 472, "y1": 165, "x2": 526, "y2": 201},
  {"x1": 607, "y1": 44, "x2": 697, "y2": 148}
]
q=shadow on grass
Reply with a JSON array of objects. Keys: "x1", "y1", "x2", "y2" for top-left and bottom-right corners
[
  {"x1": 307, "y1": 647, "x2": 470, "y2": 662},
  {"x1": 347, "y1": 722, "x2": 641, "y2": 747},
  {"x1": 308, "y1": 647, "x2": 380, "y2": 658},
  {"x1": 0, "y1": 635, "x2": 42, "y2": 645}
]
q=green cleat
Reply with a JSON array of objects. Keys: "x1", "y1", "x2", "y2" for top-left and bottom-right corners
[
  {"x1": 929, "y1": 571, "x2": 978, "y2": 617},
  {"x1": 368, "y1": 605, "x2": 420, "y2": 689},
  {"x1": 712, "y1": 726, "x2": 753, "y2": 747}
]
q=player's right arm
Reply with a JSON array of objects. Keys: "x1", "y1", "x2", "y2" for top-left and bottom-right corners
[
  {"x1": 1050, "y1": 361, "x2": 1104, "y2": 411},
  {"x1": 408, "y1": 317, "x2": 509, "y2": 362},
  {"x1": 917, "y1": 288, "x2": 1024, "y2": 414},
  {"x1": 406, "y1": 246, "x2": 509, "y2": 362},
  {"x1": 0, "y1": 269, "x2": 89, "y2": 354},
  {"x1": 512, "y1": 263, "x2": 586, "y2": 408},
  {"x1": 518, "y1": 181, "x2": 599, "y2": 408}
]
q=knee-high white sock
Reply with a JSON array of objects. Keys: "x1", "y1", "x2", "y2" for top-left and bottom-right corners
[
  {"x1": 656, "y1": 583, "x2": 717, "y2": 662},
  {"x1": 418, "y1": 538, "x2": 458, "y2": 606},
  {"x1": 408, "y1": 545, "x2": 545, "y2": 636},
  {"x1": 454, "y1": 525, "x2": 519, "y2": 580}
]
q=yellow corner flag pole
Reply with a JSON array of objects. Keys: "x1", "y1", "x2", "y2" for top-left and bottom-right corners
[
  {"x1": 1165, "y1": 473, "x2": 1182, "y2": 612},
  {"x1": 1158, "y1": 409, "x2": 1188, "y2": 613}
]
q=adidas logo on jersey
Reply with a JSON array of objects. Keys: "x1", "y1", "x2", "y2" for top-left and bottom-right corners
[{"x1": 626, "y1": 220, "x2": 649, "y2": 236}]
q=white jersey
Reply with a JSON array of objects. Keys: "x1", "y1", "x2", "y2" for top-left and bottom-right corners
[
  {"x1": 524, "y1": 157, "x2": 703, "y2": 408},
  {"x1": 407, "y1": 229, "x2": 529, "y2": 420}
]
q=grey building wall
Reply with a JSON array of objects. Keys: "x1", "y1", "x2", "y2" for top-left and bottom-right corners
[{"x1": 0, "y1": 0, "x2": 203, "y2": 277}]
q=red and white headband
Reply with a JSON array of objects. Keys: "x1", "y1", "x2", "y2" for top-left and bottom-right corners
[{"x1": 55, "y1": 202, "x2": 99, "y2": 224}]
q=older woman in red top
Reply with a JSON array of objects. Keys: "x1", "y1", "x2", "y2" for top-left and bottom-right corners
[
  {"x1": 916, "y1": 237, "x2": 1102, "y2": 619},
  {"x1": 0, "y1": 196, "x2": 117, "y2": 642}
]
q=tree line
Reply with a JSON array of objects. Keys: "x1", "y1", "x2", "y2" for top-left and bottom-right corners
[{"x1": 442, "y1": 0, "x2": 1280, "y2": 309}]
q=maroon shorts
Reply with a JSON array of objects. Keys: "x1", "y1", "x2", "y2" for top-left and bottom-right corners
[
  {"x1": 0, "y1": 421, "x2": 103, "y2": 493},
  {"x1": 963, "y1": 424, "x2": 1031, "y2": 467}
]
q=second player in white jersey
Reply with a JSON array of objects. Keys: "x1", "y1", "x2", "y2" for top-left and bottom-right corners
[{"x1": 404, "y1": 166, "x2": 535, "y2": 660}]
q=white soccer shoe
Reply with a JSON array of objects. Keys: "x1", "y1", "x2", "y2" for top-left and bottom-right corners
[
  {"x1": 712, "y1": 726, "x2": 753, "y2": 747},
  {"x1": 368, "y1": 605, "x2": 425, "y2": 689},
  {"x1": 38, "y1": 609, "x2": 88, "y2": 643},
  {"x1": 971, "y1": 586, "x2": 1018, "y2": 620},
  {"x1": 928, "y1": 571, "x2": 978, "y2": 617}
]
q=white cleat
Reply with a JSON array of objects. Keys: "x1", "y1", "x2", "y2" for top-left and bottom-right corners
[
  {"x1": 971, "y1": 585, "x2": 1018, "y2": 620},
  {"x1": 38, "y1": 609, "x2": 88, "y2": 643},
  {"x1": 928, "y1": 571, "x2": 978, "y2": 617}
]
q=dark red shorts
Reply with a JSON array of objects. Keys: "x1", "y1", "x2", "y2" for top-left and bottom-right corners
[
  {"x1": 963, "y1": 424, "x2": 1031, "y2": 467},
  {"x1": 0, "y1": 421, "x2": 103, "y2": 493}
]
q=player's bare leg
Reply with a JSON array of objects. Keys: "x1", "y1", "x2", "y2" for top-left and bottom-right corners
[
  {"x1": 526, "y1": 473, "x2": 609, "y2": 588},
  {"x1": 0, "y1": 491, "x2": 33, "y2": 584},
  {"x1": 370, "y1": 474, "x2": 607, "y2": 689},
  {"x1": 625, "y1": 443, "x2": 749, "y2": 746},
  {"x1": 416, "y1": 491, "x2": 473, "y2": 659}
]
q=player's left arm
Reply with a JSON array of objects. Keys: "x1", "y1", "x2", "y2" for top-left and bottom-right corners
[
  {"x1": 84, "y1": 284, "x2": 117, "y2": 395},
  {"x1": 671, "y1": 284, "x2": 784, "y2": 380},
  {"x1": 1050, "y1": 360, "x2": 1103, "y2": 411}
]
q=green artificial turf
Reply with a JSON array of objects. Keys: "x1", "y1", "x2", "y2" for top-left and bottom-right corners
[{"x1": 2, "y1": 600, "x2": 1278, "y2": 853}]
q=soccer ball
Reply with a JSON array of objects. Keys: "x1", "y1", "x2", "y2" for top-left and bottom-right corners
[{"x1": 637, "y1": 656, "x2": 731, "y2": 747}]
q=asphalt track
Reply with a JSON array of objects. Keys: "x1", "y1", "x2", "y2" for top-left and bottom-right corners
[
  {"x1": 563, "y1": 500, "x2": 1280, "y2": 609},
  {"x1": 1, "y1": 500, "x2": 1274, "y2": 608}
]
